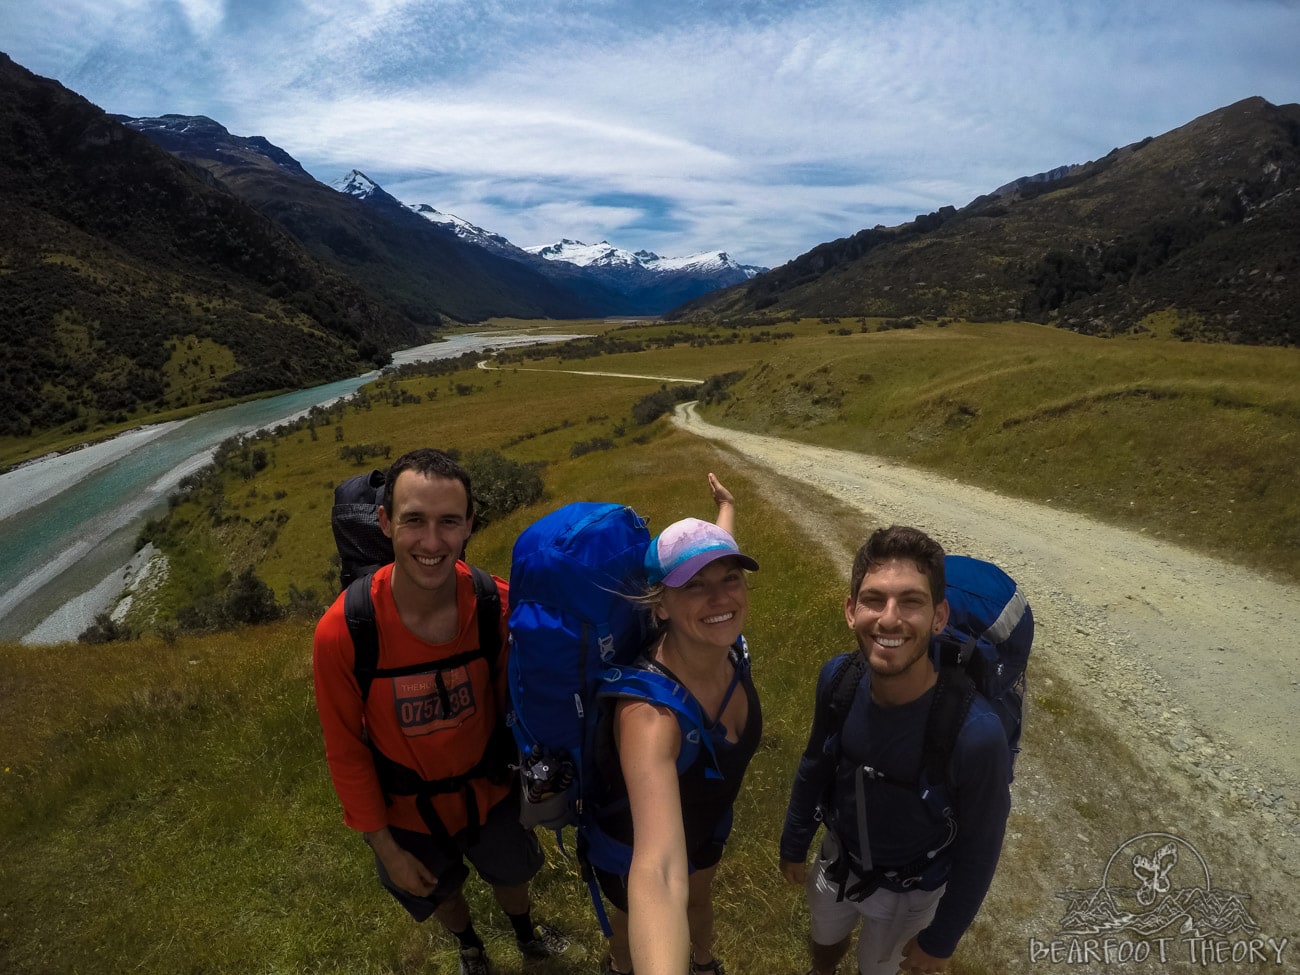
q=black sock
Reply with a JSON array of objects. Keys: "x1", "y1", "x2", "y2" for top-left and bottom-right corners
[
  {"x1": 506, "y1": 910, "x2": 536, "y2": 942},
  {"x1": 452, "y1": 923, "x2": 485, "y2": 951}
]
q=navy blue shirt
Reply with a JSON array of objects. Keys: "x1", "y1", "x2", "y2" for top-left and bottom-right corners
[{"x1": 781, "y1": 653, "x2": 1010, "y2": 958}]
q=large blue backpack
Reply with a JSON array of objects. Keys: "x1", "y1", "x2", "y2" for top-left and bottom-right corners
[
  {"x1": 934, "y1": 554, "x2": 1033, "y2": 766},
  {"x1": 506, "y1": 502, "x2": 718, "y2": 932}
]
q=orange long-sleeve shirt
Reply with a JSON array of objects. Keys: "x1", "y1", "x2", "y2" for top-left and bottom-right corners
[{"x1": 312, "y1": 562, "x2": 512, "y2": 837}]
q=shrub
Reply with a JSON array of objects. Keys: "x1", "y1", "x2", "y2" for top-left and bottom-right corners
[
  {"x1": 225, "y1": 566, "x2": 284, "y2": 625},
  {"x1": 571, "y1": 437, "x2": 615, "y2": 458},
  {"x1": 286, "y1": 584, "x2": 327, "y2": 620},
  {"x1": 698, "y1": 370, "x2": 747, "y2": 406},
  {"x1": 78, "y1": 612, "x2": 132, "y2": 644},
  {"x1": 176, "y1": 567, "x2": 283, "y2": 632},
  {"x1": 462, "y1": 450, "x2": 544, "y2": 530}
]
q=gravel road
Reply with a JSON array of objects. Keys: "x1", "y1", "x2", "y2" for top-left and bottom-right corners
[{"x1": 672, "y1": 402, "x2": 1300, "y2": 848}]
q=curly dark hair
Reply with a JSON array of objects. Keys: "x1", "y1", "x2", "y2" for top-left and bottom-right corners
[{"x1": 849, "y1": 525, "x2": 945, "y2": 603}]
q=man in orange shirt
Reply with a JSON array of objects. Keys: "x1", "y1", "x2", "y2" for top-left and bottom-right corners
[{"x1": 314, "y1": 448, "x2": 568, "y2": 975}]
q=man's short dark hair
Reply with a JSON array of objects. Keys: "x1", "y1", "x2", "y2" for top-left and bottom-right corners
[
  {"x1": 849, "y1": 525, "x2": 946, "y2": 604},
  {"x1": 382, "y1": 448, "x2": 474, "y2": 521}
]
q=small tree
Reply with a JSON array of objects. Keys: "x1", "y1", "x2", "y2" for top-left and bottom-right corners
[
  {"x1": 225, "y1": 566, "x2": 284, "y2": 625},
  {"x1": 462, "y1": 450, "x2": 544, "y2": 529}
]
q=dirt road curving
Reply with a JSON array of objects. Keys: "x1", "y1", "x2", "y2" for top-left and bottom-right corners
[{"x1": 672, "y1": 402, "x2": 1300, "y2": 840}]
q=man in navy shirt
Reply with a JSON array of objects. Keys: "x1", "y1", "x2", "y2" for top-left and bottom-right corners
[{"x1": 779, "y1": 526, "x2": 1010, "y2": 975}]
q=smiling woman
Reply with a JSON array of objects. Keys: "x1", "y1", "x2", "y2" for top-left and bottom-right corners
[{"x1": 589, "y1": 477, "x2": 765, "y2": 975}]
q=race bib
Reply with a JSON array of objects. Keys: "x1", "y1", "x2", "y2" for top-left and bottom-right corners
[{"x1": 391, "y1": 666, "x2": 477, "y2": 737}]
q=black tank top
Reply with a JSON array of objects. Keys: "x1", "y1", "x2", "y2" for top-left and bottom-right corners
[{"x1": 596, "y1": 646, "x2": 763, "y2": 867}]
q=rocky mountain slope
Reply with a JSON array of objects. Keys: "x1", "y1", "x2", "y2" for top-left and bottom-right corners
[{"x1": 394, "y1": 190, "x2": 766, "y2": 316}]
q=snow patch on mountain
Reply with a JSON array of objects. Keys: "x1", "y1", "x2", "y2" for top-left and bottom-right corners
[
  {"x1": 406, "y1": 203, "x2": 518, "y2": 253},
  {"x1": 527, "y1": 238, "x2": 763, "y2": 278},
  {"x1": 330, "y1": 172, "x2": 767, "y2": 312},
  {"x1": 331, "y1": 170, "x2": 381, "y2": 199}
]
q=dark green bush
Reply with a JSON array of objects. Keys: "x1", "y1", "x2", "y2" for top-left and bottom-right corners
[
  {"x1": 571, "y1": 437, "x2": 615, "y2": 458},
  {"x1": 462, "y1": 450, "x2": 544, "y2": 529}
]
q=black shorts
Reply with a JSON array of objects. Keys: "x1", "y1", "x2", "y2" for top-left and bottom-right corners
[{"x1": 373, "y1": 797, "x2": 543, "y2": 921}]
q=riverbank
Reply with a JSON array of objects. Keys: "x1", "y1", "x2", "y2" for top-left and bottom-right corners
[
  {"x1": 21, "y1": 544, "x2": 167, "y2": 644},
  {"x1": 1, "y1": 329, "x2": 586, "y2": 644},
  {"x1": 0, "y1": 421, "x2": 186, "y2": 522}
]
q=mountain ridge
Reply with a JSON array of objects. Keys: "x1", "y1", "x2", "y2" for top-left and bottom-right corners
[
  {"x1": 116, "y1": 119, "x2": 609, "y2": 322},
  {"x1": 674, "y1": 95, "x2": 1300, "y2": 346},
  {"x1": 331, "y1": 170, "x2": 767, "y2": 315},
  {"x1": 0, "y1": 52, "x2": 425, "y2": 439}
]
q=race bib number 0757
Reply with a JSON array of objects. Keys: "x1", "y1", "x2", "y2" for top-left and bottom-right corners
[{"x1": 391, "y1": 667, "x2": 476, "y2": 737}]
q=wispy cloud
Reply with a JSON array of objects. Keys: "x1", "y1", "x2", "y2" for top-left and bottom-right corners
[{"x1": 3, "y1": 0, "x2": 1298, "y2": 266}]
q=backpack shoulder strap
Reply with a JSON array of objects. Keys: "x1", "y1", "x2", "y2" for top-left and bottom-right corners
[
  {"x1": 344, "y1": 575, "x2": 380, "y2": 704},
  {"x1": 824, "y1": 651, "x2": 868, "y2": 748},
  {"x1": 599, "y1": 665, "x2": 719, "y2": 777},
  {"x1": 467, "y1": 564, "x2": 503, "y2": 676},
  {"x1": 918, "y1": 665, "x2": 978, "y2": 809},
  {"x1": 346, "y1": 566, "x2": 502, "y2": 703}
]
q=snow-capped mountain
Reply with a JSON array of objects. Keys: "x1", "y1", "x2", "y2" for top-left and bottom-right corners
[
  {"x1": 331, "y1": 169, "x2": 766, "y2": 315},
  {"x1": 329, "y1": 170, "x2": 409, "y2": 209},
  {"x1": 528, "y1": 238, "x2": 764, "y2": 279},
  {"x1": 406, "y1": 203, "x2": 531, "y2": 258}
]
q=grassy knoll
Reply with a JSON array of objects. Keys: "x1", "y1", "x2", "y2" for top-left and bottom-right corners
[
  {"x1": 0, "y1": 436, "x2": 845, "y2": 974},
  {"x1": 3, "y1": 430, "x2": 1293, "y2": 973}
]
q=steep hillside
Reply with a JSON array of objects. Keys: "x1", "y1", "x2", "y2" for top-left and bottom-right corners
[
  {"x1": 675, "y1": 97, "x2": 1300, "y2": 345},
  {"x1": 0, "y1": 54, "x2": 424, "y2": 439},
  {"x1": 122, "y1": 120, "x2": 612, "y2": 322}
]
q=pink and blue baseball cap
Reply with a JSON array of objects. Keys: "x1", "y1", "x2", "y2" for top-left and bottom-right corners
[{"x1": 645, "y1": 518, "x2": 760, "y2": 587}]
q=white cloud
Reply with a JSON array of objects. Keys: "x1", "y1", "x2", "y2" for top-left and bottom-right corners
[{"x1": 176, "y1": 0, "x2": 224, "y2": 37}]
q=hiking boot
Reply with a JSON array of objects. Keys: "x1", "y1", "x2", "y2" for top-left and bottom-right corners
[
  {"x1": 458, "y1": 945, "x2": 492, "y2": 975},
  {"x1": 600, "y1": 958, "x2": 633, "y2": 975},
  {"x1": 690, "y1": 958, "x2": 725, "y2": 975},
  {"x1": 517, "y1": 921, "x2": 570, "y2": 961}
]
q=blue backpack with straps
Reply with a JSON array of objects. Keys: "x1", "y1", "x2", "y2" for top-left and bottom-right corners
[
  {"x1": 506, "y1": 502, "x2": 721, "y2": 933},
  {"x1": 935, "y1": 554, "x2": 1033, "y2": 766}
]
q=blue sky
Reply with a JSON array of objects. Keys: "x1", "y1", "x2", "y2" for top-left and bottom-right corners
[{"x1": 4, "y1": 0, "x2": 1299, "y2": 268}]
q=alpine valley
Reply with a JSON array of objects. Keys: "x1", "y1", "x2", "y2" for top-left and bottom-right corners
[{"x1": 2, "y1": 45, "x2": 1298, "y2": 449}]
